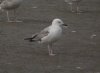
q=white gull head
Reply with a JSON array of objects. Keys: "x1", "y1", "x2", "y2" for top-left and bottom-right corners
[{"x1": 52, "y1": 18, "x2": 67, "y2": 27}]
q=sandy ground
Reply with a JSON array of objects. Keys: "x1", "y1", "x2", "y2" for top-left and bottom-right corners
[{"x1": 0, "y1": 0, "x2": 100, "y2": 73}]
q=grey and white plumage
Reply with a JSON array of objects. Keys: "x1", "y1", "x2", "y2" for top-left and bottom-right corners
[
  {"x1": 0, "y1": 0, "x2": 23, "y2": 22},
  {"x1": 24, "y1": 18, "x2": 68, "y2": 56},
  {"x1": 65, "y1": 0, "x2": 82, "y2": 13}
]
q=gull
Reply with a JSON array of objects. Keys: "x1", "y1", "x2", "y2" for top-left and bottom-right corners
[
  {"x1": 24, "y1": 18, "x2": 68, "y2": 56},
  {"x1": 0, "y1": 0, "x2": 23, "y2": 22},
  {"x1": 64, "y1": 0, "x2": 82, "y2": 13}
]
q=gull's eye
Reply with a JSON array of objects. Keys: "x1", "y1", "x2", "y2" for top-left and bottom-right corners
[{"x1": 58, "y1": 21, "x2": 61, "y2": 23}]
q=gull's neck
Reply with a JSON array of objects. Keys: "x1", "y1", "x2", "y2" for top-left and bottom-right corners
[
  {"x1": 52, "y1": 23, "x2": 59, "y2": 26},
  {"x1": 51, "y1": 24, "x2": 62, "y2": 29}
]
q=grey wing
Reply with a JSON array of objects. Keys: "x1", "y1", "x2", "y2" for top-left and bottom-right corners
[
  {"x1": 24, "y1": 26, "x2": 50, "y2": 42},
  {"x1": 34, "y1": 26, "x2": 50, "y2": 41}
]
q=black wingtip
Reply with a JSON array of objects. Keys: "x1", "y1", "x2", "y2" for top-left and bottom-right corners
[
  {"x1": 24, "y1": 33, "x2": 38, "y2": 42},
  {"x1": 24, "y1": 38, "x2": 34, "y2": 42}
]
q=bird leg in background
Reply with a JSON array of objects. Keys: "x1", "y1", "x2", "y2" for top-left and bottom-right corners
[
  {"x1": 69, "y1": 3, "x2": 76, "y2": 12},
  {"x1": 69, "y1": 2, "x2": 82, "y2": 13},
  {"x1": 76, "y1": 2, "x2": 80, "y2": 13},
  {"x1": 48, "y1": 44, "x2": 56, "y2": 56},
  {"x1": 6, "y1": 11, "x2": 11, "y2": 22},
  {"x1": 13, "y1": 9, "x2": 22, "y2": 22},
  {"x1": 70, "y1": 4, "x2": 74, "y2": 12},
  {"x1": 75, "y1": 2, "x2": 83, "y2": 13},
  {"x1": 6, "y1": 10, "x2": 17, "y2": 22}
]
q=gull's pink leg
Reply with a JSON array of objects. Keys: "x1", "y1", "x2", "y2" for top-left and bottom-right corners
[{"x1": 48, "y1": 44, "x2": 56, "y2": 56}]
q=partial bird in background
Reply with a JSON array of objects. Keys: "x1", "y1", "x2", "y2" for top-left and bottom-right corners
[
  {"x1": 0, "y1": 0, "x2": 3, "y2": 3},
  {"x1": 0, "y1": 0, "x2": 23, "y2": 22},
  {"x1": 24, "y1": 18, "x2": 68, "y2": 56},
  {"x1": 64, "y1": 0, "x2": 82, "y2": 13}
]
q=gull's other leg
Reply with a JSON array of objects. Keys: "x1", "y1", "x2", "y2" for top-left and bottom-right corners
[{"x1": 48, "y1": 44, "x2": 56, "y2": 56}]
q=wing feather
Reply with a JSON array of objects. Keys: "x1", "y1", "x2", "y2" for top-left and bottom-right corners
[
  {"x1": 34, "y1": 26, "x2": 50, "y2": 41},
  {"x1": 24, "y1": 26, "x2": 50, "y2": 42}
]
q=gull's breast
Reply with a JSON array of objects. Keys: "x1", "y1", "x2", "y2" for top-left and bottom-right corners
[{"x1": 41, "y1": 26, "x2": 62, "y2": 43}]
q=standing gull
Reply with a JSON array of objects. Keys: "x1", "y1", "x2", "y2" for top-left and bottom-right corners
[
  {"x1": 0, "y1": 0, "x2": 23, "y2": 22},
  {"x1": 64, "y1": 0, "x2": 82, "y2": 13},
  {"x1": 24, "y1": 18, "x2": 68, "y2": 56}
]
